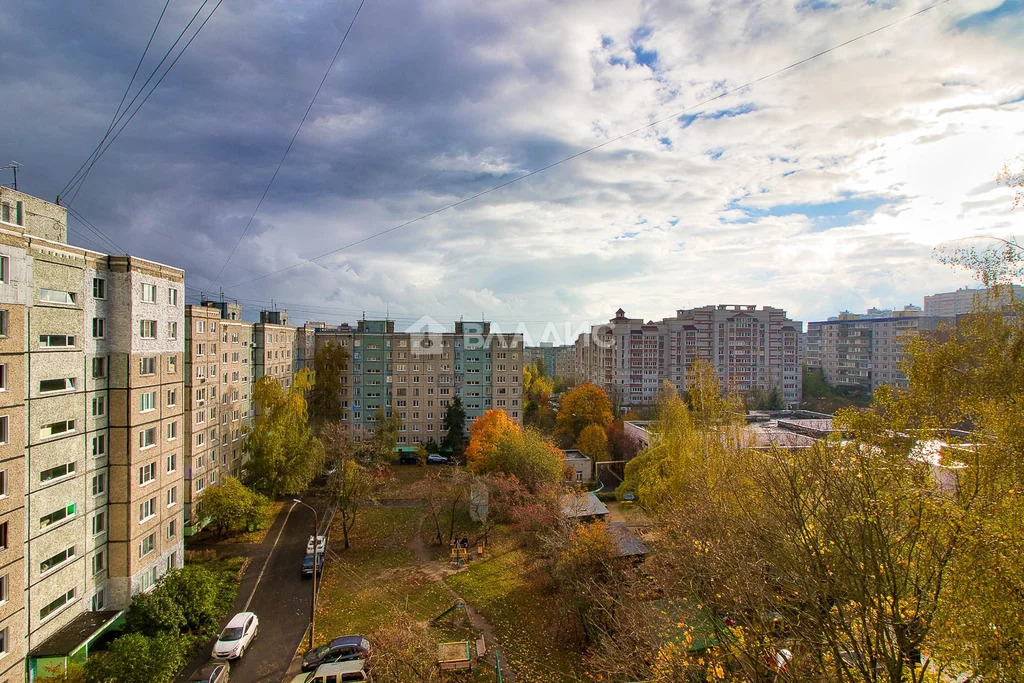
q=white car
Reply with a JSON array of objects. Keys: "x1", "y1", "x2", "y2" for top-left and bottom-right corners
[
  {"x1": 213, "y1": 612, "x2": 259, "y2": 660},
  {"x1": 290, "y1": 660, "x2": 367, "y2": 683},
  {"x1": 307, "y1": 535, "x2": 326, "y2": 554}
]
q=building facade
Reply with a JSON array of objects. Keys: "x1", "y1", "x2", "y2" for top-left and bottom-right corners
[
  {"x1": 806, "y1": 308, "x2": 952, "y2": 391},
  {"x1": 574, "y1": 306, "x2": 803, "y2": 407},
  {"x1": 923, "y1": 286, "x2": 1023, "y2": 317},
  {"x1": 0, "y1": 187, "x2": 186, "y2": 680},
  {"x1": 254, "y1": 316, "x2": 296, "y2": 391}
]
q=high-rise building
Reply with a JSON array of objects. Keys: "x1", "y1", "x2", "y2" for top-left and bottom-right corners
[
  {"x1": 574, "y1": 305, "x2": 803, "y2": 407},
  {"x1": 923, "y1": 286, "x2": 1023, "y2": 317},
  {"x1": 0, "y1": 187, "x2": 186, "y2": 679},
  {"x1": 311, "y1": 320, "x2": 522, "y2": 447},
  {"x1": 254, "y1": 314, "x2": 296, "y2": 391},
  {"x1": 805, "y1": 307, "x2": 952, "y2": 391}
]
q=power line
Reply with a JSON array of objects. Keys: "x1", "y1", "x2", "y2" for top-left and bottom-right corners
[
  {"x1": 64, "y1": 205, "x2": 127, "y2": 254},
  {"x1": 58, "y1": 0, "x2": 172, "y2": 202},
  {"x1": 60, "y1": 0, "x2": 225, "y2": 206},
  {"x1": 209, "y1": 0, "x2": 368, "y2": 285},
  {"x1": 222, "y1": 0, "x2": 953, "y2": 293}
]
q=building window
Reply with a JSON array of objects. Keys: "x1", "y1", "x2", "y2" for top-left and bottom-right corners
[
  {"x1": 140, "y1": 566, "x2": 158, "y2": 592},
  {"x1": 0, "y1": 575, "x2": 6, "y2": 605},
  {"x1": 92, "y1": 472, "x2": 106, "y2": 496},
  {"x1": 40, "y1": 589, "x2": 76, "y2": 620},
  {"x1": 92, "y1": 511, "x2": 106, "y2": 536},
  {"x1": 92, "y1": 551, "x2": 106, "y2": 575},
  {"x1": 0, "y1": 522, "x2": 6, "y2": 550},
  {"x1": 166, "y1": 421, "x2": 177, "y2": 440},
  {"x1": 168, "y1": 288, "x2": 178, "y2": 305},
  {"x1": 141, "y1": 283, "x2": 156, "y2": 303},
  {"x1": 91, "y1": 395, "x2": 106, "y2": 417},
  {"x1": 166, "y1": 453, "x2": 176, "y2": 473},
  {"x1": 40, "y1": 503, "x2": 76, "y2": 528},
  {"x1": 196, "y1": 320, "x2": 205, "y2": 334},
  {"x1": 0, "y1": 364, "x2": 5, "y2": 391},
  {"x1": 39, "y1": 334, "x2": 75, "y2": 348},
  {"x1": 91, "y1": 588, "x2": 106, "y2": 611},
  {"x1": 139, "y1": 497, "x2": 156, "y2": 522},
  {"x1": 0, "y1": 416, "x2": 8, "y2": 446},
  {"x1": 92, "y1": 278, "x2": 105, "y2": 299},
  {"x1": 139, "y1": 320, "x2": 157, "y2": 339},
  {"x1": 40, "y1": 546, "x2": 76, "y2": 574},
  {"x1": 40, "y1": 419, "x2": 75, "y2": 438},
  {"x1": 167, "y1": 388, "x2": 177, "y2": 406},
  {"x1": 140, "y1": 533, "x2": 156, "y2": 558},
  {"x1": 167, "y1": 519, "x2": 176, "y2": 539},
  {"x1": 167, "y1": 321, "x2": 178, "y2": 340},
  {"x1": 139, "y1": 462, "x2": 156, "y2": 485},
  {"x1": 139, "y1": 390, "x2": 156, "y2": 412},
  {"x1": 92, "y1": 433, "x2": 107, "y2": 457},
  {"x1": 39, "y1": 377, "x2": 75, "y2": 393},
  {"x1": 167, "y1": 486, "x2": 177, "y2": 506},
  {"x1": 0, "y1": 470, "x2": 5, "y2": 498},
  {"x1": 39, "y1": 288, "x2": 76, "y2": 305},
  {"x1": 92, "y1": 317, "x2": 105, "y2": 339},
  {"x1": 0, "y1": 310, "x2": 7, "y2": 337},
  {"x1": 140, "y1": 357, "x2": 156, "y2": 375},
  {"x1": 92, "y1": 356, "x2": 107, "y2": 379},
  {"x1": 40, "y1": 462, "x2": 75, "y2": 482},
  {"x1": 139, "y1": 428, "x2": 156, "y2": 450},
  {"x1": 168, "y1": 356, "x2": 177, "y2": 374},
  {"x1": 0, "y1": 256, "x2": 8, "y2": 284}
]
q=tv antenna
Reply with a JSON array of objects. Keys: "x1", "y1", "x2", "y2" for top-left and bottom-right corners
[{"x1": 1, "y1": 162, "x2": 21, "y2": 190}]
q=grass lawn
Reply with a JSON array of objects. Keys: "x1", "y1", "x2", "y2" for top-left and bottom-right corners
[
  {"x1": 315, "y1": 507, "x2": 450, "y2": 641},
  {"x1": 377, "y1": 464, "x2": 431, "y2": 498},
  {"x1": 446, "y1": 535, "x2": 585, "y2": 682}
]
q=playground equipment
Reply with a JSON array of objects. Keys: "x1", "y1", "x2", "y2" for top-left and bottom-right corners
[
  {"x1": 438, "y1": 641, "x2": 473, "y2": 671},
  {"x1": 449, "y1": 536, "x2": 470, "y2": 567}
]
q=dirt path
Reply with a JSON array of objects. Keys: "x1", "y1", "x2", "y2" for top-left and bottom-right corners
[{"x1": 411, "y1": 514, "x2": 517, "y2": 682}]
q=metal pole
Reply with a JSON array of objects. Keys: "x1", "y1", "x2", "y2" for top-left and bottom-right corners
[{"x1": 294, "y1": 499, "x2": 319, "y2": 650}]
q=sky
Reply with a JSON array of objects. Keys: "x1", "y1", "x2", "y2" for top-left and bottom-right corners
[{"x1": 2, "y1": 0, "x2": 1022, "y2": 343}]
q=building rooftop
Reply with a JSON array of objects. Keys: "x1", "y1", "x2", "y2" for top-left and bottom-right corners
[
  {"x1": 607, "y1": 521, "x2": 650, "y2": 557},
  {"x1": 561, "y1": 449, "x2": 591, "y2": 462},
  {"x1": 30, "y1": 610, "x2": 123, "y2": 658},
  {"x1": 560, "y1": 491, "x2": 609, "y2": 519}
]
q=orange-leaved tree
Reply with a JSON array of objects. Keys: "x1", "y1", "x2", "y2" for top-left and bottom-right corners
[
  {"x1": 465, "y1": 409, "x2": 518, "y2": 472},
  {"x1": 555, "y1": 383, "x2": 614, "y2": 445}
]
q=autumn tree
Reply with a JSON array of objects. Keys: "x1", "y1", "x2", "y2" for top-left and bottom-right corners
[
  {"x1": 524, "y1": 362, "x2": 556, "y2": 432},
  {"x1": 574, "y1": 424, "x2": 608, "y2": 462},
  {"x1": 321, "y1": 422, "x2": 377, "y2": 549},
  {"x1": 464, "y1": 409, "x2": 517, "y2": 472},
  {"x1": 484, "y1": 427, "x2": 565, "y2": 493},
  {"x1": 413, "y1": 467, "x2": 471, "y2": 545},
  {"x1": 308, "y1": 341, "x2": 349, "y2": 425},
  {"x1": 364, "y1": 407, "x2": 402, "y2": 467},
  {"x1": 369, "y1": 611, "x2": 443, "y2": 682},
  {"x1": 554, "y1": 382, "x2": 614, "y2": 445},
  {"x1": 243, "y1": 369, "x2": 324, "y2": 497},
  {"x1": 196, "y1": 477, "x2": 271, "y2": 537}
]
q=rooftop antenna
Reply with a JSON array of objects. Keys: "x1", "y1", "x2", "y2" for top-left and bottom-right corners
[{"x1": 1, "y1": 162, "x2": 21, "y2": 191}]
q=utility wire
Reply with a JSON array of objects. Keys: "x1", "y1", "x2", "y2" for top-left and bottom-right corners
[
  {"x1": 58, "y1": 0, "x2": 172, "y2": 202},
  {"x1": 61, "y1": 0, "x2": 225, "y2": 206},
  {"x1": 64, "y1": 205, "x2": 128, "y2": 254},
  {"x1": 209, "y1": 0, "x2": 368, "y2": 285},
  {"x1": 223, "y1": 0, "x2": 954, "y2": 292}
]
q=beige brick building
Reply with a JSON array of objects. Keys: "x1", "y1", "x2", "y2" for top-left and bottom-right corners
[
  {"x1": 254, "y1": 313, "x2": 296, "y2": 391},
  {"x1": 0, "y1": 187, "x2": 185, "y2": 681}
]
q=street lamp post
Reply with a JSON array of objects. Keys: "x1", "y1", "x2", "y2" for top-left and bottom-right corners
[{"x1": 293, "y1": 498, "x2": 319, "y2": 651}]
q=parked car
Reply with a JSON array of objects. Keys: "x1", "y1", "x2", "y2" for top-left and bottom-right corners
[
  {"x1": 291, "y1": 660, "x2": 368, "y2": 682},
  {"x1": 302, "y1": 552, "x2": 326, "y2": 578},
  {"x1": 307, "y1": 535, "x2": 326, "y2": 554},
  {"x1": 212, "y1": 612, "x2": 259, "y2": 660},
  {"x1": 398, "y1": 452, "x2": 419, "y2": 465},
  {"x1": 189, "y1": 661, "x2": 229, "y2": 683},
  {"x1": 426, "y1": 453, "x2": 450, "y2": 465},
  {"x1": 301, "y1": 635, "x2": 372, "y2": 671}
]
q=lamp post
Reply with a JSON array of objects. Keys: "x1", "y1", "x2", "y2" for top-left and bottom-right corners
[{"x1": 293, "y1": 498, "x2": 319, "y2": 651}]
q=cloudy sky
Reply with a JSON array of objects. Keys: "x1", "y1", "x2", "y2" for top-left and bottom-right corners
[{"x1": 2, "y1": 0, "x2": 1022, "y2": 341}]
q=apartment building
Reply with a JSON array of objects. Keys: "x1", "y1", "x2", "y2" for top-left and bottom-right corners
[
  {"x1": 254, "y1": 311, "x2": 295, "y2": 391},
  {"x1": 218, "y1": 318, "x2": 253, "y2": 480},
  {"x1": 806, "y1": 307, "x2": 952, "y2": 391},
  {"x1": 0, "y1": 187, "x2": 185, "y2": 681},
  {"x1": 923, "y1": 285, "x2": 1023, "y2": 317},
  {"x1": 311, "y1": 320, "x2": 523, "y2": 445},
  {"x1": 524, "y1": 343, "x2": 574, "y2": 382},
  {"x1": 574, "y1": 305, "x2": 803, "y2": 407}
]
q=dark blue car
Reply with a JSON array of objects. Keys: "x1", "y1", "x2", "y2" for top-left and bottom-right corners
[
  {"x1": 301, "y1": 635, "x2": 372, "y2": 671},
  {"x1": 301, "y1": 552, "x2": 325, "y2": 578}
]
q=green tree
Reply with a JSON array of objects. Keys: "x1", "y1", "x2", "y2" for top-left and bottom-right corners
[
  {"x1": 160, "y1": 566, "x2": 221, "y2": 633},
  {"x1": 123, "y1": 591, "x2": 186, "y2": 637},
  {"x1": 364, "y1": 407, "x2": 402, "y2": 466},
  {"x1": 441, "y1": 396, "x2": 467, "y2": 456},
  {"x1": 195, "y1": 477, "x2": 251, "y2": 536},
  {"x1": 243, "y1": 368, "x2": 325, "y2": 497},
  {"x1": 485, "y1": 427, "x2": 565, "y2": 493},
  {"x1": 308, "y1": 341, "x2": 350, "y2": 425},
  {"x1": 84, "y1": 632, "x2": 185, "y2": 683},
  {"x1": 554, "y1": 383, "x2": 614, "y2": 445}
]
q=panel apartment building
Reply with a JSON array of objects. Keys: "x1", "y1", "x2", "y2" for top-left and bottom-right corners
[
  {"x1": 923, "y1": 285, "x2": 1024, "y2": 317},
  {"x1": 574, "y1": 305, "x2": 803, "y2": 407},
  {"x1": 0, "y1": 187, "x2": 185, "y2": 681},
  {"x1": 805, "y1": 306, "x2": 952, "y2": 391},
  {"x1": 312, "y1": 320, "x2": 523, "y2": 446}
]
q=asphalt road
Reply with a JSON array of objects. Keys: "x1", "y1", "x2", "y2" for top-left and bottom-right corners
[{"x1": 179, "y1": 499, "x2": 328, "y2": 683}]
